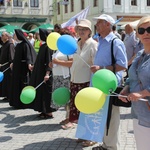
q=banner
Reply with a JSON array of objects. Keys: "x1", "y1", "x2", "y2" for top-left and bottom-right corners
[
  {"x1": 61, "y1": 6, "x2": 90, "y2": 28},
  {"x1": 75, "y1": 96, "x2": 109, "y2": 143}
]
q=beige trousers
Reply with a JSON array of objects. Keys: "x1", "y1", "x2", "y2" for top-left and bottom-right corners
[{"x1": 103, "y1": 105, "x2": 120, "y2": 150}]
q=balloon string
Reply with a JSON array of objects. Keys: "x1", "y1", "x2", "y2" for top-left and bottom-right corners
[
  {"x1": 3, "y1": 67, "x2": 10, "y2": 73},
  {"x1": 35, "y1": 75, "x2": 51, "y2": 90},
  {"x1": 1, "y1": 62, "x2": 9, "y2": 67},
  {"x1": 109, "y1": 92, "x2": 148, "y2": 102},
  {"x1": 76, "y1": 54, "x2": 90, "y2": 68},
  {"x1": 35, "y1": 80, "x2": 45, "y2": 90}
]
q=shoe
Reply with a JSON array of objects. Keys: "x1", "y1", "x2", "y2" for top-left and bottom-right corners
[
  {"x1": 59, "y1": 118, "x2": 69, "y2": 125},
  {"x1": 92, "y1": 145, "x2": 107, "y2": 150},
  {"x1": 38, "y1": 112, "x2": 45, "y2": 117},
  {"x1": 82, "y1": 140, "x2": 97, "y2": 147},
  {"x1": 61, "y1": 122, "x2": 75, "y2": 130},
  {"x1": 76, "y1": 139, "x2": 86, "y2": 143},
  {"x1": 45, "y1": 114, "x2": 54, "y2": 119},
  {"x1": 50, "y1": 107, "x2": 58, "y2": 112},
  {"x1": 38, "y1": 113, "x2": 53, "y2": 119}
]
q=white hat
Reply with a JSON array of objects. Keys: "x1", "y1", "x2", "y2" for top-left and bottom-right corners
[
  {"x1": 93, "y1": 14, "x2": 115, "y2": 25},
  {"x1": 75, "y1": 19, "x2": 92, "y2": 31}
]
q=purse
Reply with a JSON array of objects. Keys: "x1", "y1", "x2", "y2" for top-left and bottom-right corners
[{"x1": 110, "y1": 38, "x2": 131, "y2": 107}]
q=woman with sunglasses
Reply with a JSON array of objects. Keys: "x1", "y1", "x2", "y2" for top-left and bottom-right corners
[{"x1": 119, "y1": 16, "x2": 150, "y2": 150}]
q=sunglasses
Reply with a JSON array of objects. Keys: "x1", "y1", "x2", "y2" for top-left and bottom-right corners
[{"x1": 138, "y1": 27, "x2": 150, "y2": 35}]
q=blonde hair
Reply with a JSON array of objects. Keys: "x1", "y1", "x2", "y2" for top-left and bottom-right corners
[{"x1": 136, "y1": 16, "x2": 150, "y2": 31}]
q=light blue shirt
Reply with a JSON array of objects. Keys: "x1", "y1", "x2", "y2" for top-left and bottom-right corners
[
  {"x1": 124, "y1": 31, "x2": 139, "y2": 61},
  {"x1": 94, "y1": 32, "x2": 127, "y2": 85},
  {"x1": 128, "y1": 50, "x2": 150, "y2": 127}
]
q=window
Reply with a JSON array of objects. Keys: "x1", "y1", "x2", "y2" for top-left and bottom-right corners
[
  {"x1": 0, "y1": 0, "x2": 4, "y2": 6},
  {"x1": 131, "y1": 0, "x2": 137, "y2": 5},
  {"x1": 147, "y1": 0, "x2": 150, "y2": 6},
  {"x1": 57, "y1": 2, "x2": 60, "y2": 15},
  {"x1": 71, "y1": 0, "x2": 74, "y2": 12},
  {"x1": 65, "y1": 4, "x2": 68, "y2": 13},
  {"x1": 115, "y1": 0, "x2": 121, "y2": 5},
  {"x1": 30, "y1": 0, "x2": 39, "y2": 7},
  {"x1": 13, "y1": 0, "x2": 22, "y2": 7},
  {"x1": 81, "y1": 0, "x2": 84, "y2": 9},
  {"x1": 93, "y1": 0, "x2": 98, "y2": 7}
]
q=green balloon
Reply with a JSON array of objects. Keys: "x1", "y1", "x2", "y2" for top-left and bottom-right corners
[
  {"x1": 20, "y1": 87, "x2": 36, "y2": 104},
  {"x1": 92, "y1": 69, "x2": 118, "y2": 94},
  {"x1": 52, "y1": 87, "x2": 70, "y2": 106}
]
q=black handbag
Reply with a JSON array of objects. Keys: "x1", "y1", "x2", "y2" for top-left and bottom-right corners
[
  {"x1": 110, "y1": 86, "x2": 131, "y2": 107},
  {"x1": 110, "y1": 38, "x2": 131, "y2": 107}
]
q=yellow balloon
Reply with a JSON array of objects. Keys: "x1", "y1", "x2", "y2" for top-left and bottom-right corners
[
  {"x1": 75, "y1": 87, "x2": 106, "y2": 114},
  {"x1": 46, "y1": 32, "x2": 61, "y2": 50}
]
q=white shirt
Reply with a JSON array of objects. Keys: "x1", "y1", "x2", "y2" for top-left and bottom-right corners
[
  {"x1": 52, "y1": 50, "x2": 72, "y2": 78},
  {"x1": 71, "y1": 37, "x2": 98, "y2": 83}
]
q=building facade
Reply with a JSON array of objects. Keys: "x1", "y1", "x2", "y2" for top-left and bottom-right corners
[
  {"x1": 1, "y1": 0, "x2": 150, "y2": 32},
  {"x1": 0, "y1": 0, "x2": 53, "y2": 30},
  {"x1": 51, "y1": 0, "x2": 150, "y2": 32}
]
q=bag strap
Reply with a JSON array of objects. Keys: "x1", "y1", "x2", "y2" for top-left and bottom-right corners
[
  {"x1": 106, "y1": 37, "x2": 117, "y2": 136},
  {"x1": 111, "y1": 38, "x2": 117, "y2": 73}
]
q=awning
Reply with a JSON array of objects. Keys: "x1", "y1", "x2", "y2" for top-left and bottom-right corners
[
  {"x1": 0, "y1": 24, "x2": 29, "y2": 34},
  {"x1": 29, "y1": 23, "x2": 54, "y2": 33}
]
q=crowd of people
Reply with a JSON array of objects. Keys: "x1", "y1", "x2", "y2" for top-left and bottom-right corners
[{"x1": 0, "y1": 14, "x2": 150, "y2": 150}]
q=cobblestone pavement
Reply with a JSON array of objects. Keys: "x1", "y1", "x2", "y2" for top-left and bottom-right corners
[{"x1": 0, "y1": 98, "x2": 136, "y2": 150}]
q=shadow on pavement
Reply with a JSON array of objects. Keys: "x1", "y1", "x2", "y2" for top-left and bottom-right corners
[
  {"x1": 15, "y1": 137, "x2": 83, "y2": 150},
  {"x1": 0, "y1": 136, "x2": 12, "y2": 143},
  {"x1": 5, "y1": 123, "x2": 60, "y2": 134}
]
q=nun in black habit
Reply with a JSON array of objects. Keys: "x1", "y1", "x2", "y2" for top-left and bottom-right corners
[
  {"x1": 0, "y1": 32, "x2": 15, "y2": 99},
  {"x1": 9, "y1": 29, "x2": 37, "y2": 108},
  {"x1": 29, "y1": 28, "x2": 56, "y2": 118}
]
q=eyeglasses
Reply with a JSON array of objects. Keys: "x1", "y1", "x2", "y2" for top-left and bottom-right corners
[{"x1": 138, "y1": 27, "x2": 150, "y2": 35}]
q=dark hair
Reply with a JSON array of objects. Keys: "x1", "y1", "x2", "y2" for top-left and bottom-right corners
[
  {"x1": 54, "y1": 24, "x2": 62, "y2": 29},
  {"x1": 112, "y1": 25, "x2": 116, "y2": 31}
]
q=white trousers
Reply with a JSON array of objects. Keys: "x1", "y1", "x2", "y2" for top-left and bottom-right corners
[
  {"x1": 133, "y1": 119, "x2": 150, "y2": 150},
  {"x1": 103, "y1": 105, "x2": 120, "y2": 150}
]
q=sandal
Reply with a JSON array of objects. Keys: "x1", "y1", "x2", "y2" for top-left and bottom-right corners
[
  {"x1": 59, "y1": 118, "x2": 69, "y2": 125},
  {"x1": 61, "y1": 122, "x2": 75, "y2": 130},
  {"x1": 82, "y1": 140, "x2": 97, "y2": 147}
]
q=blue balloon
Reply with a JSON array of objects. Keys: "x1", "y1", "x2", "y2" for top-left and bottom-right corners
[
  {"x1": 0, "y1": 72, "x2": 4, "y2": 82},
  {"x1": 57, "y1": 35, "x2": 77, "y2": 55}
]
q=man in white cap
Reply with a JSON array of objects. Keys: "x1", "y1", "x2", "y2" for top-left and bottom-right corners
[{"x1": 91, "y1": 14, "x2": 128, "y2": 150}]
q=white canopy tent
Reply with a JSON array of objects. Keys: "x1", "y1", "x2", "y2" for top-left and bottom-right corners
[{"x1": 120, "y1": 19, "x2": 140, "y2": 29}]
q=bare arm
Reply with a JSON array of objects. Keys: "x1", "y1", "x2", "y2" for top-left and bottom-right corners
[{"x1": 52, "y1": 58, "x2": 73, "y2": 67}]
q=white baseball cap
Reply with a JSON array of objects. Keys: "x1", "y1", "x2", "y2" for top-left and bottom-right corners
[{"x1": 93, "y1": 14, "x2": 115, "y2": 25}]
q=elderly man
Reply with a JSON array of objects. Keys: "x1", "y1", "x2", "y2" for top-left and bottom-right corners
[
  {"x1": 124, "y1": 24, "x2": 139, "y2": 70},
  {"x1": 91, "y1": 14, "x2": 127, "y2": 150}
]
